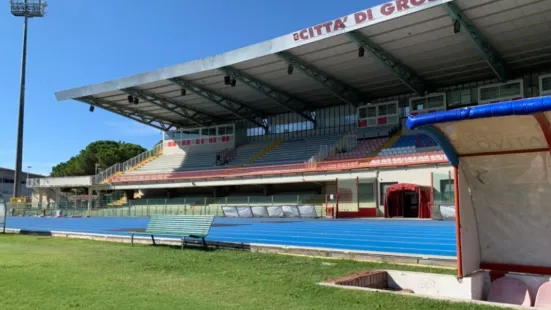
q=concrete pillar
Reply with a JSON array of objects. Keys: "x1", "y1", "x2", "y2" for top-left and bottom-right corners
[
  {"x1": 55, "y1": 188, "x2": 61, "y2": 209},
  {"x1": 87, "y1": 187, "x2": 93, "y2": 215}
]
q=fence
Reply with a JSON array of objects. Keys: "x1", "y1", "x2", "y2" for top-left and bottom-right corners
[{"x1": 7, "y1": 194, "x2": 335, "y2": 219}]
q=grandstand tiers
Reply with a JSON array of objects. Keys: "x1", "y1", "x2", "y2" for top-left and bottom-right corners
[{"x1": 27, "y1": 0, "x2": 551, "y2": 219}]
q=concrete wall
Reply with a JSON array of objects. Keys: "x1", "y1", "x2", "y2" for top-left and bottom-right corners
[{"x1": 28, "y1": 176, "x2": 93, "y2": 188}]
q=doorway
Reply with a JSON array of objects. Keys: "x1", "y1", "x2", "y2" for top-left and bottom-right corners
[
  {"x1": 384, "y1": 183, "x2": 431, "y2": 219},
  {"x1": 402, "y1": 191, "x2": 419, "y2": 218}
]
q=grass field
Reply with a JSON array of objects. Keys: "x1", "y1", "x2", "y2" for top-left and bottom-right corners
[{"x1": 0, "y1": 235, "x2": 496, "y2": 310}]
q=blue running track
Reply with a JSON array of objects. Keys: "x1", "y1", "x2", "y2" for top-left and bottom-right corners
[{"x1": 6, "y1": 217, "x2": 456, "y2": 258}]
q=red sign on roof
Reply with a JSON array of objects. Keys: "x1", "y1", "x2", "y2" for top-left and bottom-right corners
[{"x1": 293, "y1": 0, "x2": 447, "y2": 42}]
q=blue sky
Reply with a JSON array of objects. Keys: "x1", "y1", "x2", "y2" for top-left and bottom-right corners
[{"x1": 0, "y1": 0, "x2": 383, "y2": 175}]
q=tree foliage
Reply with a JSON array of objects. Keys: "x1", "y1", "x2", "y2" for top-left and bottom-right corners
[{"x1": 51, "y1": 141, "x2": 146, "y2": 177}]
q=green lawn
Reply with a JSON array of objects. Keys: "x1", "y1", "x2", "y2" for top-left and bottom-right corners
[{"x1": 0, "y1": 235, "x2": 497, "y2": 310}]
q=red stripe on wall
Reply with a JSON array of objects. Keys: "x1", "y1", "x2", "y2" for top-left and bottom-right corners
[{"x1": 337, "y1": 208, "x2": 377, "y2": 218}]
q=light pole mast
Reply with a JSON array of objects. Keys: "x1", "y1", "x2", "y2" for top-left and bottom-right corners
[{"x1": 10, "y1": 0, "x2": 47, "y2": 198}]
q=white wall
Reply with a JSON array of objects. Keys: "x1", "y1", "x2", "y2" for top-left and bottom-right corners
[{"x1": 28, "y1": 176, "x2": 93, "y2": 188}]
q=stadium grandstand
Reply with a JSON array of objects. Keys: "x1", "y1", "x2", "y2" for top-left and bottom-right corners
[{"x1": 25, "y1": 0, "x2": 551, "y2": 220}]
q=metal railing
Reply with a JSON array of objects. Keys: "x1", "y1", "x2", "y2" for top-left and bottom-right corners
[
  {"x1": 109, "y1": 151, "x2": 448, "y2": 184},
  {"x1": 93, "y1": 143, "x2": 163, "y2": 184},
  {"x1": 7, "y1": 194, "x2": 338, "y2": 218}
]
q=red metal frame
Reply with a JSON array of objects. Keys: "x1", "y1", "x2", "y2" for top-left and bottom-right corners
[
  {"x1": 453, "y1": 167, "x2": 463, "y2": 278},
  {"x1": 335, "y1": 177, "x2": 339, "y2": 218},
  {"x1": 480, "y1": 262, "x2": 551, "y2": 277},
  {"x1": 429, "y1": 171, "x2": 434, "y2": 214},
  {"x1": 534, "y1": 113, "x2": 551, "y2": 152},
  {"x1": 461, "y1": 148, "x2": 548, "y2": 158},
  {"x1": 111, "y1": 152, "x2": 448, "y2": 184}
]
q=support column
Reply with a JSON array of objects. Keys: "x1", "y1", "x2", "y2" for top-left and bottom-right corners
[
  {"x1": 87, "y1": 187, "x2": 93, "y2": 216},
  {"x1": 54, "y1": 187, "x2": 60, "y2": 209}
]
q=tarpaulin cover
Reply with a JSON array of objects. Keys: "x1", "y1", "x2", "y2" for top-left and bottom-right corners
[
  {"x1": 236, "y1": 207, "x2": 253, "y2": 218},
  {"x1": 297, "y1": 205, "x2": 317, "y2": 218},
  {"x1": 266, "y1": 206, "x2": 284, "y2": 217},
  {"x1": 282, "y1": 206, "x2": 300, "y2": 218},
  {"x1": 222, "y1": 206, "x2": 238, "y2": 217},
  {"x1": 251, "y1": 206, "x2": 269, "y2": 217}
]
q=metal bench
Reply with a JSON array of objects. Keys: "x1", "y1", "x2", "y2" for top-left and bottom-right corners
[{"x1": 129, "y1": 215, "x2": 214, "y2": 249}]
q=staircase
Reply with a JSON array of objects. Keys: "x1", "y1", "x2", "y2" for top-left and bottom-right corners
[
  {"x1": 238, "y1": 139, "x2": 283, "y2": 166},
  {"x1": 95, "y1": 143, "x2": 163, "y2": 184},
  {"x1": 127, "y1": 152, "x2": 162, "y2": 172}
]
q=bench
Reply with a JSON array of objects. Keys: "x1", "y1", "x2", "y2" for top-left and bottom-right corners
[{"x1": 129, "y1": 215, "x2": 214, "y2": 249}]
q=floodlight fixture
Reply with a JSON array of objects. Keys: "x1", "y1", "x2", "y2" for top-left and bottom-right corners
[
  {"x1": 180, "y1": 89, "x2": 186, "y2": 96},
  {"x1": 133, "y1": 97, "x2": 140, "y2": 105},
  {"x1": 287, "y1": 64, "x2": 294, "y2": 75},
  {"x1": 10, "y1": 0, "x2": 47, "y2": 17},
  {"x1": 230, "y1": 78, "x2": 237, "y2": 87},
  {"x1": 224, "y1": 75, "x2": 231, "y2": 85},
  {"x1": 453, "y1": 19, "x2": 461, "y2": 34},
  {"x1": 89, "y1": 105, "x2": 95, "y2": 112},
  {"x1": 358, "y1": 47, "x2": 365, "y2": 57},
  {"x1": 127, "y1": 95, "x2": 134, "y2": 103}
]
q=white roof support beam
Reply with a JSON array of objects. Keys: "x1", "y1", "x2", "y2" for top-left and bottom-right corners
[
  {"x1": 222, "y1": 66, "x2": 316, "y2": 124},
  {"x1": 124, "y1": 87, "x2": 219, "y2": 127},
  {"x1": 276, "y1": 51, "x2": 365, "y2": 107},
  {"x1": 443, "y1": 2, "x2": 510, "y2": 82},
  {"x1": 346, "y1": 30, "x2": 426, "y2": 96},
  {"x1": 79, "y1": 96, "x2": 180, "y2": 131},
  {"x1": 168, "y1": 77, "x2": 269, "y2": 131}
]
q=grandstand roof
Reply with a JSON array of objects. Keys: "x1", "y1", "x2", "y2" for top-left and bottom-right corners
[{"x1": 55, "y1": 0, "x2": 551, "y2": 131}]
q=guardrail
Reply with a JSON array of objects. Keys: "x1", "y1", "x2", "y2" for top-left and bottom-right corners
[
  {"x1": 111, "y1": 151, "x2": 447, "y2": 183},
  {"x1": 93, "y1": 143, "x2": 163, "y2": 184}
]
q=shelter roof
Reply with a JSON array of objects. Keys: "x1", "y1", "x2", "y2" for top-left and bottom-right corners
[{"x1": 55, "y1": 0, "x2": 551, "y2": 130}]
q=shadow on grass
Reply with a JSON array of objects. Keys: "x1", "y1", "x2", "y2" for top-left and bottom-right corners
[
  {"x1": 17, "y1": 230, "x2": 53, "y2": 237},
  {"x1": 143, "y1": 240, "x2": 252, "y2": 253}
]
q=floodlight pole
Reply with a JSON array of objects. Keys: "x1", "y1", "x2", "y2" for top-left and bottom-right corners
[
  {"x1": 10, "y1": 0, "x2": 46, "y2": 198},
  {"x1": 13, "y1": 13, "x2": 28, "y2": 198}
]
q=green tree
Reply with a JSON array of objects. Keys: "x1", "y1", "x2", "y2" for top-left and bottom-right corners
[{"x1": 50, "y1": 140, "x2": 146, "y2": 177}]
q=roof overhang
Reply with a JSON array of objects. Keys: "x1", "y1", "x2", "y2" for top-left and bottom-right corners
[{"x1": 55, "y1": 0, "x2": 551, "y2": 129}]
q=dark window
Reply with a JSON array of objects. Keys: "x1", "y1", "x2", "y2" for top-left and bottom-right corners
[{"x1": 439, "y1": 179, "x2": 455, "y2": 203}]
